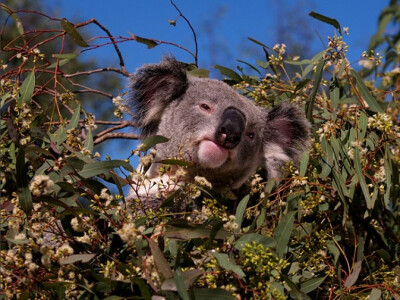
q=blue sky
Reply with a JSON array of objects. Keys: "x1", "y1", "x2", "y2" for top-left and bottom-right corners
[{"x1": 43, "y1": 0, "x2": 389, "y2": 75}]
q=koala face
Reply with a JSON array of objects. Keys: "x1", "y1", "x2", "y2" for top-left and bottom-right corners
[{"x1": 129, "y1": 57, "x2": 310, "y2": 192}]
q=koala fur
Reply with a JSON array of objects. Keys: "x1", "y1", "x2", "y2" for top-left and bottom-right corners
[{"x1": 128, "y1": 56, "x2": 310, "y2": 203}]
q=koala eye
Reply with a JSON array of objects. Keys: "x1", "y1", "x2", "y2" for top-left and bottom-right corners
[
  {"x1": 200, "y1": 103, "x2": 212, "y2": 112},
  {"x1": 247, "y1": 132, "x2": 255, "y2": 140}
]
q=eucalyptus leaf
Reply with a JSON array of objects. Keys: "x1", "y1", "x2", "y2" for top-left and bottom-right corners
[
  {"x1": 61, "y1": 18, "x2": 89, "y2": 47},
  {"x1": 368, "y1": 288, "x2": 382, "y2": 300},
  {"x1": 18, "y1": 70, "x2": 35, "y2": 105},
  {"x1": 130, "y1": 33, "x2": 159, "y2": 49},
  {"x1": 59, "y1": 254, "x2": 96, "y2": 265},
  {"x1": 235, "y1": 195, "x2": 249, "y2": 231},
  {"x1": 142, "y1": 135, "x2": 169, "y2": 150},
  {"x1": 147, "y1": 237, "x2": 173, "y2": 279},
  {"x1": 274, "y1": 211, "x2": 296, "y2": 258},
  {"x1": 78, "y1": 160, "x2": 133, "y2": 178},
  {"x1": 344, "y1": 261, "x2": 362, "y2": 288},
  {"x1": 174, "y1": 268, "x2": 190, "y2": 300},
  {"x1": 350, "y1": 70, "x2": 383, "y2": 113},
  {"x1": 214, "y1": 65, "x2": 242, "y2": 82},
  {"x1": 353, "y1": 148, "x2": 373, "y2": 209},
  {"x1": 212, "y1": 252, "x2": 246, "y2": 278},
  {"x1": 300, "y1": 276, "x2": 327, "y2": 294},
  {"x1": 309, "y1": 11, "x2": 341, "y2": 34},
  {"x1": 165, "y1": 225, "x2": 230, "y2": 240},
  {"x1": 235, "y1": 233, "x2": 276, "y2": 251},
  {"x1": 16, "y1": 147, "x2": 32, "y2": 213},
  {"x1": 192, "y1": 288, "x2": 234, "y2": 300}
]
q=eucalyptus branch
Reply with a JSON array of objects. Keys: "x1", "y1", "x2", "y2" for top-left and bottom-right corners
[
  {"x1": 93, "y1": 132, "x2": 140, "y2": 145},
  {"x1": 76, "y1": 18, "x2": 127, "y2": 74},
  {"x1": 169, "y1": 0, "x2": 198, "y2": 66},
  {"x1": 95, "y1": 121, "x2": 136, "y2": 138},
  {"x1": 64, "y1": 67, "x2": 130, "y2": 78}
]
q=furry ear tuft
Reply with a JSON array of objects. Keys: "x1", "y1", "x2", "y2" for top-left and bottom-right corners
[
  {"x1": 262, "y1": 102, "x2": 311, "y2": 179},
  {"x1": 129, "y1": 56, "x2": 188, "y2": 137}
]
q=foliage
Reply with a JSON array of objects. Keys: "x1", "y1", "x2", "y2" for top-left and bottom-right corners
[{"x1": 1, "y1": 3, "x2": 400, "y2": 300}]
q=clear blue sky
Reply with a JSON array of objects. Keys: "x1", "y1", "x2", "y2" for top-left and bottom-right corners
[{"x1": 43, "y1": 0, "x2": 389, "y2": 76}]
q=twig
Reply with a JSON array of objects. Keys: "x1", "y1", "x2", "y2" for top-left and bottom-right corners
[
  {"x1": 44, "y1": 120, "x2": 136, "y2": 126},
  {"x1": 95, "y1": 121, "x2": 136, "y2": 138},
  {"x1": 93, "y1": 132, "x2": 140, "y2": 145},
  {"x1": 64, "y1": 67, "x2": 130, "y2": 78},
  {"x1": 169, "y1": 0, "x2": 198, "y2": 66},
  {"x1": 76, "y1": 18, "x2": 127, "y2": 74}
]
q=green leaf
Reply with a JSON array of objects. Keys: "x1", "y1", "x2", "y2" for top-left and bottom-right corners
[
  {"x1": 235, "y1": 195, "x2": 249, "y2": 231},
  {"x1": 6, "y1": 235, "x2": 29, "y2": 245},
  {"x1": 274, "y1": 211, "x2": 296, "y2": 258},
  {"x1": 283, "y1": 274, "x2": 312, "y2": 300},
  {"x1": 130, "y1": 33, "x2": 159, "y2": 49},
  {"x1": 146, "y1": 237, "x2": 173, "y2": 279},
  {"x1": 264, "y1": 178, "x2": 276, "y2": 195},
  {"x1": 237, "y1": 60, "x2": 262, "y2": 75},
  {"x1": 187, "y1": 68, "x2": 210, "y2": 78},
  {"x1": 344, "y1": 261, "x2": 362, "y2": 288},
  {"x1": 350, "y1": 69, "x2": 383, "y2": 113},
  {"x1": 130, "y1": 277, "x2": 152, "y2": 299},
  {"x1": 174, "y1": 269, "x2": 190, "y2": 300},
  {"x1": 0, "y1": 4, "x2": 24, "y2": 34},
  {"x1": 66, "y1": 105, "x2": 81, "y2": 131},
  {"x1": 353, "y1": 148, "x2": 373, "y2": 209},
  {"x1": 84, "y1": 128, "x2": 94, "y2": 153},
  {"x1": 306, "y1": 60, "x2": 324, "y2": 122},
  {"x1": 383, "y1": 146, "x2": 393, "y2": 209},
  {"x1": 47, "y1": 58, "x2": 74, "y2": 69},
  {"x1": 299, "y1": 151, "x2": 309, "y2": 177},
  {"x1": 52, "y1": 53, "x2": 78, "y2": 59},
  {"x1": 309, "y1": 11, "x2": 341, "y2": 34},
  {"x1": 214, "y1": 65, "x2": 242, "y2": 82},
  {"x1": 330, "y1": 76, "x2": 340, "y2": 109},
  {"x1": 18, "y1": 70, "x2": 35, "y2": 105},
  {"x1": 78, "y1": 160, "x2": 133, "y2": 178},
  {"x1": 327, "y1": 241, "x2": 340, "y2": 264},
  {"x1": 212, "y1": 252, "x2": 245, "y2": 278},
  {"x1": 16, "y1": 148, "x2": 32, "y2": 213},
  {"x1": 369, "y1": 288, "x2": 382, "y2": 300},
  {"x1": 300, "y1": 276, "x2": 327, "y2": 294},
  {"x1": 162, "y1": 269, "x2": 202, "y2": 292},
  {"x1": 141, "y1": 135, "x2": 169, "y2": 150},
  {"x1": 235, "y1": 233, "x2": 276, "y2": 251},
  {"x1": 247, "y1": 37, "x2": 268, "y2": 48},
  {"x1": 320, "y1": 137, "x2": 334, "y2": 178},
  {"x1": 192, "y1": 288, "x2": 234, "y2": 300},
  {"x1": 61, "y1": 18, "x2": 89, "y2": 47},
  {"x1": 59, "y1": 254, "x2": 96, "y2": 265},
  {"x1": 157, "y1": 159, "x2": 194, "y2": 167},
  {"x1": 165, "y1": 225, "x2": 230, "y2": 240}
]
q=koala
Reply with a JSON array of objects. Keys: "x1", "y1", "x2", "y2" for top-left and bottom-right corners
[{"x1": 128, "y1": 56, "x2": 310, "y2": 204}]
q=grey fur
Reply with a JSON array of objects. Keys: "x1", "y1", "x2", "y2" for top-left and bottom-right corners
[{"x1": 128, "y1": 56, "x2": 310, "y2": 198}]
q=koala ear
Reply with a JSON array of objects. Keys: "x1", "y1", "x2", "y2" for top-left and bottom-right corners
[
  {"x1": 129, "y1": 56, "x2": 188, "y2": 137},
  {"x1": 262, "y1": 102, "x2": 311, "y2": 179}
]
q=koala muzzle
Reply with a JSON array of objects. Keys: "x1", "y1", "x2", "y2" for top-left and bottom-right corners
[{"x1": 215, "y1": 108, "x2": 245, "y2": 150}]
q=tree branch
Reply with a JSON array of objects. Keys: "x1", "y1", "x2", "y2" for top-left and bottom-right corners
[
  {"x1": 93, "y1": 132, "x2": 140, "y2": 145},
  {"x1": 169, "y1": 0, "x2": 198, "y2": 66}
]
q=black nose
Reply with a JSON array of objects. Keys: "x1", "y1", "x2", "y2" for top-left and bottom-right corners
[{"x1": 215, "y1": 108, "x2": 245, "y2": 149}]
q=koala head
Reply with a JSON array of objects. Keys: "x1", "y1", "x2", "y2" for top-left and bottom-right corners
[{"x1": 129, "y1": 56, "x2": 310, "y2": 192}]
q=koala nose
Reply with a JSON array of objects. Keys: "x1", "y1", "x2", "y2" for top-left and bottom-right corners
[{"x1": 215, "y1": 108, "x2": 245, "y2": 150}]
